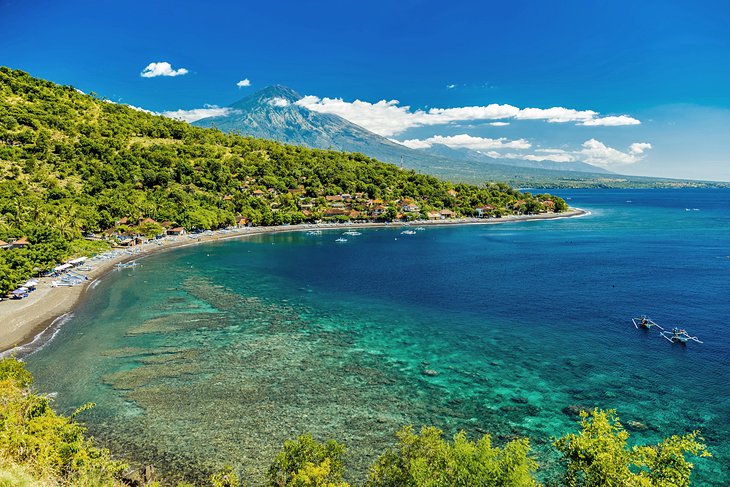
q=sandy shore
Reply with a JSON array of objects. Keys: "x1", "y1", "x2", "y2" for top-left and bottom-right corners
[{"x1": 0, "y1": 208, "x2": 586, "y2": 355}]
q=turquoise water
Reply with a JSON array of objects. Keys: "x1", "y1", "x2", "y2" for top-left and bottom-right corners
[{"x1": 27, "y1": 189, "x2": 730, "y2": 484}]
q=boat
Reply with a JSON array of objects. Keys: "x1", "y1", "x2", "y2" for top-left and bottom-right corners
[
  {"x1": 335, "y1": 237, "x2": 348, "y2": 242},
  {"x1": 660, "y1": 327, "x2": 702, "y2": 344},
  {"x1": 400, "y1": 230, "x2": 417, "y2": 235},
  {"x1": 306, "y1": 230, "x2": 322, "y2": 236},
  {"x1": 632, "y1": 316, "x2": 664, "y2": 331},
  {"x1": 414, "y1": 227, "x2": 426, "y2": 231},
  {"x1": 114, "y1": 261, "x2": 139, "y2": 269},
  {"x1": 342, "y1": 231, "x2": 361, "y2": 236}
]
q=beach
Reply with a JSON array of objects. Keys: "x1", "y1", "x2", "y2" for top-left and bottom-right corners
[{"x1": 0, "y1": 208, "x2": 585, "y2": 355}]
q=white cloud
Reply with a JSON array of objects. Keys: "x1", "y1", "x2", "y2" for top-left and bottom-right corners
[
  {"x1": 489, "y1": 122, "x2": 510, "y2": 126},
  {"x1": 480, "y1": 139, "x2": 652, "y2": 168},
  {"x1": 267, "y1": 97, "x2": 290, "y2": 107},
  {"x1": 578, "y1": 139, "x2": 651, "y2": 167},
  {"x1": 161, "y1": 105, "x2": 235, "y2": 123},
  {"x1": 581, "y1": 115, "x2": 641, "y2": 126},
  {"x1": 629, "y1": 142, "x2": 652, "y2": 154},
  {"x1": 237, "y1": 78, "x2": 251, "y2": 88},
  {"x1": 446, "y1": 84, "x2": 456, "y2": 89},
  {"x1": 140, "y1": 62, "x2": 189, "y2": 78},
  {"x1": 515, "y1": 107, "x2": 597, "y2": 123},
  {"x1": 399, "y1": 134, "x2": 531, "y2": 151},
  {"x1": 296, "y1": 95, "x2": 641, "y2": 136}
]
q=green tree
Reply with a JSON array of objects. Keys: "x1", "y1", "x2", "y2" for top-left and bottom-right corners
[
  {"x1": 267, "y1": 433, "x2": 348, "y2": 487},
  {"x1": 367, "y1": 426, "x2": 538, "y2": 487},
  {"x1": 554, "y1": 409, "x2": 710, "y2": 487}
]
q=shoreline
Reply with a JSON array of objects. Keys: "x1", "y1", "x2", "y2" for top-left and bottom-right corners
[{"x1": 0, "y1": 208, "x2": 586, "y2": 356}]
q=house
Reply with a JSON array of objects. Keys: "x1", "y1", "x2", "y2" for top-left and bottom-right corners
[
  {"x1": 439, "y1": 209, "x2": 456, "y2": 219},
  {"x1": 167, "y1": 227, "x2": 186, "y2": 236},
  {"x1": 139, "y1": 217, "x2": 157, "y2": 225},
  {"x1": 160, "y1": 221, "x2": 173, "y2": 229},
  {"x1": 0, "y1": 240, "x2": 8, "y2": 249},
  {"x1": 235, "y1": 216, "x2": 251, "y2": 228},
  {"x1": 542, "y1": 200, "x2": 555, "y2": 211},
  {"x1": 427, "y1": 211, "x2": 441, "y2": 221},
  {"x1": 7, "y1": 236, "x2": 30, "y2": 249},
  {"x1": 252, "y1": 190, "x2": 265, "y2": 197},
  {"x1": 371, "y1": 205, "x2": 386, "y2": 217},
  {"x1": 475, "y1": 205, "x2": 495, "y2": 217},
  {"x1": 325, "y1": 195, "x2": 343, "y2": 202},
  {"x1": 116, "y1": 217, "x2": 129, "y2": 225},
  {"x1": 400, "y1": 201, "x2": 420, "y2": 213},
  {"x1": 447, "y1": 189, "x2": 458, "y2": 197}
]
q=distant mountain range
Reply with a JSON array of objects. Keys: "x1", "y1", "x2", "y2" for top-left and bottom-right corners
[{"x1": 194, "y1": 86, "x2": 725, "y2": 188}]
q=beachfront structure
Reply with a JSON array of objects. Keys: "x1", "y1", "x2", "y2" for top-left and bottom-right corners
[
  {"x1": 6, "y1": 236, "x2": 29, "y2": 249},
  {"x1": 439, "y1": 209, "x2": 456, "y2": 219},
  {"x1": 427, "y1": 211, "x2": 441, "y2": 220},
  {"x1": 475, "y1": 205, "x2": 495, "y2": 217},
  {"x1": 167, "y1": 227, "x2": 186, "y2": 236},
  {"x1": 400, "y1": 201, "x2": 420, "y2": 213}
]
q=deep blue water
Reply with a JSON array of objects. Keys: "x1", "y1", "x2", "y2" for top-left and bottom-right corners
[{"x1": 26, "y1": 189, "x2": 730, "y2": 484}]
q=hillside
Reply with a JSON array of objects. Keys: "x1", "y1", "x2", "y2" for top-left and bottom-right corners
[{"x1": 0, "y1": 67, "x2": 565, "y2": 293}]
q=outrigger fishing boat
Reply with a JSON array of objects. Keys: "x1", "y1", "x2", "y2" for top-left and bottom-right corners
[
  {"x1": 660, "y1": 327, "x2": 703, "y2": 344},
  {"x1": 632, "y1": 316, "x2": 664, "y2": 331}
]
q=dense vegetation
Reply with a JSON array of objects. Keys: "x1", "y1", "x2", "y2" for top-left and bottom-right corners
[
  {"x1": 0, "y1": 67, "x2": 567, "y2": 294},
  {"x1": 0, "y1": 358, "x2": 710, "y2": 486}
]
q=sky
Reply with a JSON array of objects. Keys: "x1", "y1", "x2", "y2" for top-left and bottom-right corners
[{"x1": 2, "y1": 0, "x2": 730, "y2": 181}]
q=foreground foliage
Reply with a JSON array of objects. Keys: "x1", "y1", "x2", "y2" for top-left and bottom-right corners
[
  {"x1": 554, "y1": 409, "x2": 710, "y2": 487},
  {"x1": 0, "y1": 358, "x2": 711, "y2": 486},
  {"x1": 0, "y1": 358, "x2": 126, "y2": 486},
  {"x1": 367, "y1": 426, "x2": 538, "y2": 487}
]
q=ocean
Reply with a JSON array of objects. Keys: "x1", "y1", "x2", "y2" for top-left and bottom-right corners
[{"x1": 26, "y1": 189, "x2": 730, "y2": 484}]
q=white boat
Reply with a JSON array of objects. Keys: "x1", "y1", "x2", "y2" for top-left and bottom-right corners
[
  {"x1": 306, "y1": 230, "x2": 322, "y2": 236},
  {"x1": 335, "y1": 237, "x2": 348, "y2": 242},
  {"x1": 415, "y1": 227, "x2": 426, "y2": 231},
  {"x1": 400, "y1": 230, "x2": 417, "y2": 235},
  {"x1": 342, "y1": 231, "x2": 361, "y2": 236}
]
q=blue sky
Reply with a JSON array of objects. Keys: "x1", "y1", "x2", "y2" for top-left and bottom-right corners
[{"x1": 2, "y1": 0, "x2": 730, "y2": 180}]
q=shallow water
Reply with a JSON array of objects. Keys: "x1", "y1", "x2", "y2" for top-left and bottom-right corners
[{"x1": 27, "y1": 189, "x2": 730, "y2": 484}]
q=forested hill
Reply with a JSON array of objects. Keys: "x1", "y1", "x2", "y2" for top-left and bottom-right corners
[{"x1": 0, "y1": 67, "x2": 564, "y2": 292}]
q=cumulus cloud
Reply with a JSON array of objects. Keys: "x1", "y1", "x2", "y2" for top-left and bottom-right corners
[
  {"x1": 140, "y1": 61, "x2": 189, "y2": 78},
  {"x1": 578, "y1": 139, "x2": 651, "y2": 167},
  {"x1": 237, "y1": 78, "x2": 251, "y2": 88},
  {"x1": 581, "y1": 115, "x2": 641, "y2": 126},
  {"x1": 478, "y1": 139, "x2": 652, "y2": 168},
  {"x1": 267, "y1": 97, "x2": 290, "y2": 107},
  {"x1": 629, "y1": 142, "x2": 652, "y2": 154},
  {"x1": 296, "y1": 96, "x2": 641, "y2": 136},
  {"x1": 161, "y1": 105, "x2": 236, "y2": 123},
  {"x1": 399, "y1": 134, "x2": 531, "y2": 151}
]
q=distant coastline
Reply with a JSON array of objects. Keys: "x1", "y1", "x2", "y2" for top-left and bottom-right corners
[{"x1": 0, "y1": 208, "x2": 585, "y2": 356}]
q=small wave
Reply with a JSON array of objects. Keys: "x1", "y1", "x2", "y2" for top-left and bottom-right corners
[{"x1": 0, "y1": 313, "x2": 74, "y2": 360}]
